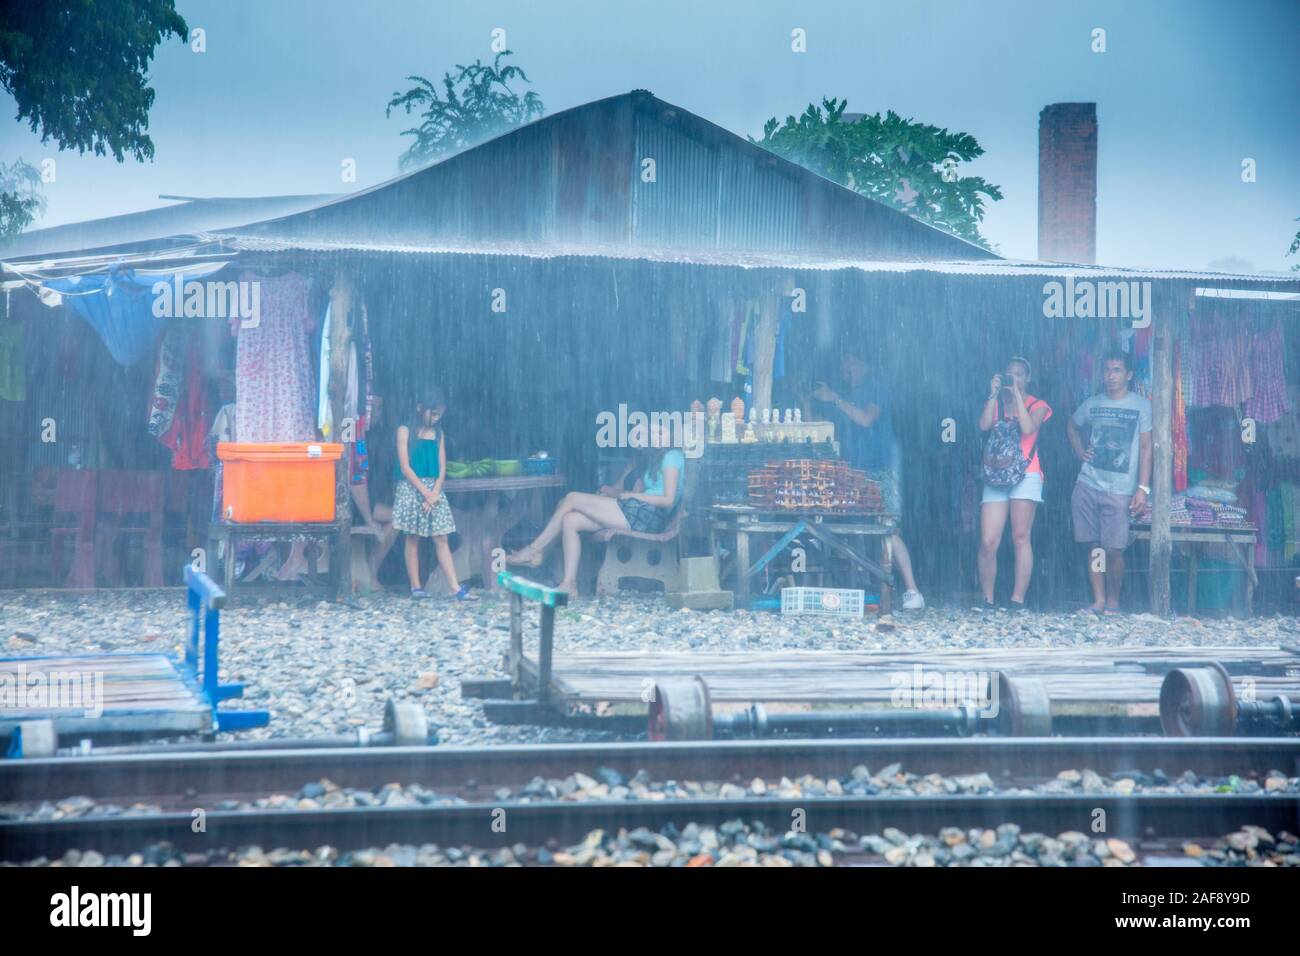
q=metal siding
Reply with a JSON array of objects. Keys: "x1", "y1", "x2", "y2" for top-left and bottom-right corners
[
  {"x1": 631, "y1": 114, "x2": 719, "y2": 248},
  {"x1": 717, "y1": 151, "x2": 802, "y2": 253}
]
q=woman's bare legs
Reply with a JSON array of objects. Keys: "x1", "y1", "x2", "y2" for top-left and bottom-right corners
[
  {"x1": 403, "y1": 535, "x2": 422, "y2": 590},
  {"x1": 509, "y1": 492, "x2": 629, "y2": 563},
  {"x1": 978, "y1": 500, "x2": 1009, "y2": 603},
  {"x1": 1008, "y1": 499, "x2": 1038, "y2": 604},
  {"x1": 433, "y1": 533, "x2": 460, "y2": 592},
  {"x1": 558, "y1": 511, "x2": 601, "y2": 592}
]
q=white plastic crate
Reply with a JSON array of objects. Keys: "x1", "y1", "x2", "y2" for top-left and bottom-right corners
[{"x1": 780, "y1": 586, "x2": 865, "y2": 618}]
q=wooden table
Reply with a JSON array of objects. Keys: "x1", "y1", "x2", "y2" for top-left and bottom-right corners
[
  {"x1": 708, "y1": 505, "x2": 899, "y2": 613},
  {"x1": 432, "y1": 474, "x2": 565, "y2": 594},
  {"x1": 1131, "y1": 524, "x2": 1258, "y2": 615}
]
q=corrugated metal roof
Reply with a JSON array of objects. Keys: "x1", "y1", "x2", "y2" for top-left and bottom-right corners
[
  {"x1": 0, "y1": 194, "x2": 340, "y2": 261},
  {"x1": 215, "y1": 233, "x2": 1300, "y2": 284},
  {"x1": 226, "y1": 91, "x2": 995, "y2": 262}
]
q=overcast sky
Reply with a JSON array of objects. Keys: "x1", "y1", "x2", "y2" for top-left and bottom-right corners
[{"x1": 2, "y1": 0, "x2": 1296, "y2": 270}]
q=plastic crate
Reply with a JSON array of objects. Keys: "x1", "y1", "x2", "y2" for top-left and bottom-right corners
[{"x1": 780, "y1": 586, "x2": 865, "y2": 618}]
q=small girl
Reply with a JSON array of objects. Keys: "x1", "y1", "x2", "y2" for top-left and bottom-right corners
[{"x1": 392, "y1": 388, "x2": 470, "y2": 599}]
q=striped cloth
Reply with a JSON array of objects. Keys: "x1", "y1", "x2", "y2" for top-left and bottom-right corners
[{"x1": 1245, "y1": 322, "x2": 1289, "y2": 424}]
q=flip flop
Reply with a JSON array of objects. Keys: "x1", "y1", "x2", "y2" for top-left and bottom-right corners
[{"x1": 1102, "y1": 606, "x2": 1122, "y2": 616}]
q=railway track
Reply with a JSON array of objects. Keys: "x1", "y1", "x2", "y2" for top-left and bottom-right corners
[{"x1": 3, "y1": 738, "x2": 1297, "y2": 863}]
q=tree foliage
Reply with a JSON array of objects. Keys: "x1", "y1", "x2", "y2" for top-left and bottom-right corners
[
  {"x1": 0, "y1": 158, "x2": 45, "y2": 239},
  {"x1": 0, "y1": 0, "x2": 188, "y2": 162},
  {"x1": 753, "y1": 98, "x2": 1002, "y2": 249},
  {"x1": 387, "y1": 51, "x2": 544, "y2": 169},
  {"x1": 1289, "y1": 216, "x2": 1299, "y2": 272}
]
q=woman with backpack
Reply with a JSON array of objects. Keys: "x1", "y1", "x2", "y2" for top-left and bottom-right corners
[{"x1": 977, "y1": 356, "x2": 1051, "y2": 610}]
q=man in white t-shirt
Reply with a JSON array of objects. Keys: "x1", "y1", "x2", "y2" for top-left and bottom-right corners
[{"x1": 1066, "y1": 351, "x2": 1152, "y2": 615}]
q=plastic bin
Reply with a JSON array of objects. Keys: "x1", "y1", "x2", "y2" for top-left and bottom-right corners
[
  {"x1": 216, "y1": 442, "x2": 342, "y2": 523},
  {"x1": 781, "y1": 586, "x2": 866, "y2": 618}
]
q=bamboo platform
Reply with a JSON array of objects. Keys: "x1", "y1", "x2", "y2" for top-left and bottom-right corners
[
  {"x1": 515, "y1": 645, "x2": 1300, "y2": 718},
  {"x1": 0, "y1": 652, "x2": 213, "y2": 738}
]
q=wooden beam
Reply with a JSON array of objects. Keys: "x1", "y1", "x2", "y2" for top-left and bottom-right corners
[{"x1": 1149, "y1": 293, "x2": 1174, "y2": 616}]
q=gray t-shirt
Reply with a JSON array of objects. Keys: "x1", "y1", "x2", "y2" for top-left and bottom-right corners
[{"x1": 1071, "y1": 391, "x2": 1152, "y2": 496}]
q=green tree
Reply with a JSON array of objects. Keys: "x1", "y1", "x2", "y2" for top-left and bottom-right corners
[
  {"x1": 387, "y1": 51, "x2": 544, "y2": 169},
  {"x1": 0, "y1": 158, "x2": 45, "y2": 239},
  {"x1": 0, "y1": 0, "x2": 188, "y2": 162},
  {"x1": 753, "y1": 98, "x2": 1002, "y2": 249},
  {"x1": 1289, "y1": 217, "x2": 1299, "y2": 272}
]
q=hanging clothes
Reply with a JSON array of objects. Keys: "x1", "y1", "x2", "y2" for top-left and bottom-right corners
[
  {"x1": 1265, "y1": 385, "x2": 1300, "y2": 459},
  {"x1": 1191, "y1": 312, "x2": 1253, "y2": 408},
  {"x1": 1173, "y1": 342, "x2": 1188, "y2": 492},
  {"x1": 147, "y1": 326, "x2": 185, "y2": 439},
  {"x1": 231, "y1": 272, "x2": 315, "y2": 443},
  {"x1": 1245, "y1": 321, "x2": 1289, "y2": 424},
  {"x1": 317, "y1": 301, "x2": 333, "y2": 437},
  {"x1": 157, "y1": 334, "x2": 211, "y2": 470},
  {"x1": 1175, "y1": 313, "x2": 1197, "y2": 407}
]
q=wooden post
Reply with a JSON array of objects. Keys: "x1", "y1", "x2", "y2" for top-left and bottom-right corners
[
  {"x1": 1149, "y1": 297, "x2": 1174, "y2": 616},
  {"x1": 328, "y1": 274, "x2": 355, "y2": 598}
]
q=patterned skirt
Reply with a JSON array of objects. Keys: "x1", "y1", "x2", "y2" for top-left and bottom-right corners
[{"x1": 392, "y1": 478, "x2": 456, "y2": 537}]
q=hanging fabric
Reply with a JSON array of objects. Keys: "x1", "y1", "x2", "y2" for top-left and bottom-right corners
[
  {"x1": 317, "y1": 300, "x2": 332, "y2": 437},
  {"x1": 1245, "y1": 320, "x2": 1289, "y2": 424},
  {"x1": 42, "y1": 262, "x2": 228, "y2": 367},
  {"x1": 232, "y1": 271, "x2": 316, "y2": 443},
  {"x1": 157, "y1": 333, "x2": 211, "y2": 469},
  {"x1": 1173, "y1": 342, "x2": 1188, "y2": 492},
  {"x1": 147, "y1": 325, "x2": 185, "y2": 438}
]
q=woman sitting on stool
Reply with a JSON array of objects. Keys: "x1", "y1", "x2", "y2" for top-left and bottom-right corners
[{"x1": 508, "y1": 430, "x2": 684, "y2": 594}]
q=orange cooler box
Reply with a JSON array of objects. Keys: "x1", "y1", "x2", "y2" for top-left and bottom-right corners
[{"x1": 216, "y1": 442, "x2": 342, "y2": 523}]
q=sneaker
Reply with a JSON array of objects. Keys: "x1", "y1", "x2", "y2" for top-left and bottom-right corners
[
  {"x1": 901, "y1": 589, "x2": 925, "y2": 611},
  {"x1": 410, "y1": 588, "x2": 429, "y2": 600}
]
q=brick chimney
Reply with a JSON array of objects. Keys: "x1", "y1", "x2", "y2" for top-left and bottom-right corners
[{"x1": 1038, "y1": 103, "x2": 1097, "y2": 264}]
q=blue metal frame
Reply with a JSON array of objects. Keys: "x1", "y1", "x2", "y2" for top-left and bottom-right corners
[
  {"x1": 184, "y1": 565, "x2": 270, "y2": 732},
  {"x1": 745, "y1": 521, "x2": 807, "y2": 579}
]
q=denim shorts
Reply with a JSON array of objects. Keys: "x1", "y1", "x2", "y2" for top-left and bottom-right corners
[
  {"x1": 619, "y1": 498, "x2": 672, "y2": 533},
  {"x1": 981, "y1": 471, "x2": 1044, "y2": 504}
]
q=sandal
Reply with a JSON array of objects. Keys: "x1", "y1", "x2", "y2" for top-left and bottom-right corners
[
  {"x1": 410, "y1": 588, "x2": 429, "y2": 600},
  {"x1": 453, "y1": 585, "x2": 477, "y2": 601}
]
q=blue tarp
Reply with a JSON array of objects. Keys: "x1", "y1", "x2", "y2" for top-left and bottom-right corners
[{"x1": 45, "y1": 267, "x2": 220, "y2": 367}]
